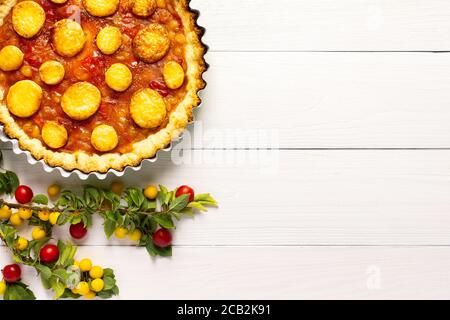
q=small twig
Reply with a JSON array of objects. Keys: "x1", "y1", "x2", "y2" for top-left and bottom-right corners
[
  {"x1": 0, "y1": 199, "x2": 162, "y2": 217},
  {"x1": 0, "y1": 199, "x2": 58, "y2": 212}
]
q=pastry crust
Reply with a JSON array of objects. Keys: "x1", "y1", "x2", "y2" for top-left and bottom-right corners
[{"x1": 0, "y1": 0, "x2": 207, "y2": 173}]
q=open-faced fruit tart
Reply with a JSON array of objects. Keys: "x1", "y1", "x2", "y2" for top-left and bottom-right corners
[{"x1": 0, "y1": 0, "x2": 206, "y2": 173}]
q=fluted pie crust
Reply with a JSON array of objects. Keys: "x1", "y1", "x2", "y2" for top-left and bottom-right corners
[{"x1": 0, "y1": 0, "x2": 206, "y2": 173}]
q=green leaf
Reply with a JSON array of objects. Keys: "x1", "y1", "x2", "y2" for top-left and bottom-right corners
[
  {"x1": 31, "y1": 238, "x2": 51, "y2": 260},
  {"x1": 32, "y1": 194, "x2": 49, "y2": 205},
  {"x1": 158, "y1": 185, "x2": 171, "y2": 206},
  {"x1": 4, "y1": 282, "x2": 36, "y2": 300},
  {"x1": 56, "y1": 241, "x2": 67, "y2": 262},
  {"x1": 103, "y1": 268, "x2": 114, "y2": 278},
  {"x1": 156, "y1": 245, "x2": 172, "y2": 257},
  {"x1": 112, "y1": 285, "x2": 119, "y2": 295},
  {"x1": 0, "y1": 170, "x2": 19, "y2": 194},
  {"x1": 83, "y1": 185, "x2": 103, "y2": 208},
  {"x1": 146, "y1": 240, "x2": 157, "y2": 257},
  {"x1": 140, "y1": 216, "x2": 158, "y2": 234},
  {"x1": 142, "y1": 198, "x2": 157, "y2": 211},
  {"x1": 116, "y1": 214, "x2": 124, "y2": 226},
  {"x1": 104, "y1": 190, "x2": 120, "y2": 209},
  {"x1": 146, "y1": 240, "x2": 172, "y2": 257},
  {"x1": 103, "y1": 276, "x2": 116, "y2": 290},
  {"x1": 0, "y1": 224, "x2": 17, "y2": 247},
  {"x1": 68, "y1": 246, "x2": 77, "y2": 263},
  {"x1": 56, "y1": 241, "x2": 77, "y2": 267},
  {"x1": 97, "y1": 290, "x2": 113, "y2": 299},
  {"x1": 104, "y1": 219, "x2": 116, "y2": 239},
  {"x1": 55, "y1": 196, "x2": 68, "y2": 207},
  {"x1": 123, "y1": 215, "x2": 131, "y2": 228},
  {"x1": 50, "y1": 278, "x2": 66, "y2": 300},
  {"x1": 169, "y1": 194, "x2": 189, "y2": 212},
  {"x1": 41, "y1": 274, "x2": 51, "y2": 289},
  {"x1": 56, "y1": 190, "x2": 83, "y2": 210},
  {"x1": 5, "y1": 171, "x2": 19, "y2": 193},
  {"x1": 0, "y1": 177, "x2": 6, "y2": 194},
  {"x1": 187, "y1": 201, "x2": 208, "y2": 212},
  {"x1": 180, "y1": 207, "x2": 194, "y2": 218},
  {"x1": 194, "y1": 193, "x2": 218, "y2": 207},
  {"x1": 58, "y1": 212, "x2": 72, "y2": 225},
  {"x1": 154, "y1": 213, "x2": 175, "y2": 229},
  {"x1": 106, "y1": 210, "x2": 119, "y2": 221},
  {"x1": 81, "y1": 210, "x2": 93, "y2": 228},
  {"x1": 148, "y1": 216, "x2": 158, "y2": 233},
  {"x1": 35, "y1": 263, "x2": 52, "y2": 280},
  {"x1": 125, "y1": 188, "x2": 145, "y2": 208},
  {"x1": 61, "y1": 288, "x2": 80, "y2": 299},
  {"x1": 170, "y1": 211, "x2": 182, "y2": 221},
  {"x1": 53, "y1": 268, "x2": 68, "y2": 282},
  {"x1": 71, "y1": 216, "x2": 82, "y2": 225}
]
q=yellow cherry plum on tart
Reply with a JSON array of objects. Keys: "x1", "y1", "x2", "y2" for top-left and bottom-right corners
[
  {"x1": 0, "y1": 0, "x2": 206, "y2": 173},
  {"x1": 12, "y1": 0, "x2": 46, "y2": 38}
]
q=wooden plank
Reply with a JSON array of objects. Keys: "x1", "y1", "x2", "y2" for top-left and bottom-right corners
[
  {"x1": 196, "y1": 52, "x2": 450, "y2": 148},
  {"x1": 3, "y1": 149, "x2": 450, "y2": 246},
  {"x1": 194, "y1": 0, "x2": 450, "y2": 51},
  {"x1": 2, "y1": 52, "x2": 450, "y2": 149},
  {"x1": 2, "y1": 246, "x2": 450, "y2": 299}
]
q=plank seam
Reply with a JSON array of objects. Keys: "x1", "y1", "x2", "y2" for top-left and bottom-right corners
[
  {"x1": 32, "y1": 244, "x2": 450, "y2": 248},
  {"x1": 6, "y1": 147, "x2": 450, "y2": 151},
  {"x1": 209, "y1": 50, "x2": 450, "y2": 53}
]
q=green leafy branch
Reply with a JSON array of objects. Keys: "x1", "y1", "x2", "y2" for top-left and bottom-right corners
[
  {"x1": 0, "y1": 183, "x2": 217, "y2": 258},
  {"x1": 0, "y1": 223, "x2": 119, "y2": 300},
  {"x1": 0, "y1": 163, "x2": 218, "y2": 300}
]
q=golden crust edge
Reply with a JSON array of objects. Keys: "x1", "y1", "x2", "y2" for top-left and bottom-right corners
[
  {"x1": 0, "y1": 0, "x2": 207, "y2": 174},
  {"x1": 0, "y1": 0, "x2": 16, "y2": 24}
]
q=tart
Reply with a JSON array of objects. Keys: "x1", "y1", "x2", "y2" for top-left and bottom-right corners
[{"x1": 0, "y1": 0, "x2": 206, "y2": 173}]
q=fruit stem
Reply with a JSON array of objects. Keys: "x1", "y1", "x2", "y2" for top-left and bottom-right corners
[
  {"x1": 0, "y1": 199, "x2": 54, "y2": 212},
  {"x1": 0, "y1": 199, "x2": 163, "y2": 217}
]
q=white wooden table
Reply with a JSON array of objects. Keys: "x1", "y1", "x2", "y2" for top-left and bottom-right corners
[{"x1": 3, "y1": 0, "x2": 450, "y2": 299}]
